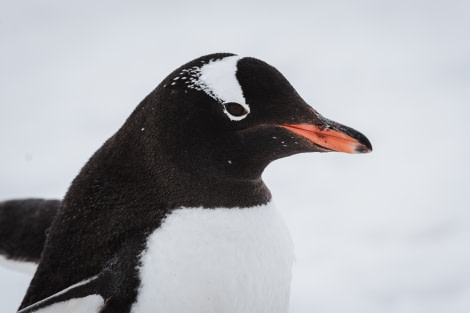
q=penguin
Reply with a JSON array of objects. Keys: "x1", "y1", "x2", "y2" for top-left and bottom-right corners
[{"x1": 7, "y1": 53, "x2": 371, "y2": 313}]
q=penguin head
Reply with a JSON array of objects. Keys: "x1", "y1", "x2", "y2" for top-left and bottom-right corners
[{"x1": 127, "y1": 53, "x2": 372, "y2": 180}]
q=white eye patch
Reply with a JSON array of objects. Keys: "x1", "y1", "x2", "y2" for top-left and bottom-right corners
[{"x1": 184, "y1": 55, "x2": 250, "y2": 121}]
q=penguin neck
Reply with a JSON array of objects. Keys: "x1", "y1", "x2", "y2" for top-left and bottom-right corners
[
  {"x1": 153, "y1": 141, "x2": 273, "y2": 209},
  {"x1": 148, "y1": 153, "x2": 273, "y2": 209},
  {"x1": 77, "y1": 130, "x2": 272, "y2": 210}
]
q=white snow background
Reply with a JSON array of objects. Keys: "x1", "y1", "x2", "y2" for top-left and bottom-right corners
[{"x1": 1, "y1": 0, "x2": 469, "y2": 312}]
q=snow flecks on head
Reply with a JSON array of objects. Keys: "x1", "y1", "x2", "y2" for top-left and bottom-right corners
[{"x1": 177, "y1": 55, "x2": 250, "y2": 121}]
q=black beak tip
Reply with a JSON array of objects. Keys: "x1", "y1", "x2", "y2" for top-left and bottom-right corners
[{"x1": 354, "y1": 134, "x2": 373, "y2": 153}]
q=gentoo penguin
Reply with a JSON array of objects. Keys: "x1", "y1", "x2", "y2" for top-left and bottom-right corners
[{"x1": 7, "y1": 53, "x2": 371, "y2": 313}]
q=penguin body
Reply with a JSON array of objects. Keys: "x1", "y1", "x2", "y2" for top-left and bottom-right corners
[{"x1": 11, "y1": 53, "x2": 371, "y2": 313}]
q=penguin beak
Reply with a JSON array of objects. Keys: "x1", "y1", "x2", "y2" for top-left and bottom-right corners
[{"x1": 280, "y1": 118, "x2": 372, "y2": 154}]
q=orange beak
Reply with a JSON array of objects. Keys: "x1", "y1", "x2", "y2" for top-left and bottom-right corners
[{"x1": 280, "y1": 123, "x2": 372, "y2": 154}]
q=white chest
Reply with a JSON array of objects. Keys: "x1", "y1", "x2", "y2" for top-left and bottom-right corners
[{"x1": 131, "y1": 202, "x2": 294, "y2": 313}]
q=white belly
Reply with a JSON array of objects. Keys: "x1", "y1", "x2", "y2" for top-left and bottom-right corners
[{"x1": 131, "y1": 202, "x2": 294, "y2": 313}]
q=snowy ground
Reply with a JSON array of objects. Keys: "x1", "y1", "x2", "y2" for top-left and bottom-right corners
[{"x1": 1, "y1": 0, "x2": 469, "y2": 312}]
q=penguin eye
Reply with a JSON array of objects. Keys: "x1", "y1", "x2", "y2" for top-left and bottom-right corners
[{"x1": 223, "y1": 102, "x2": 249, "y2": 117}]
